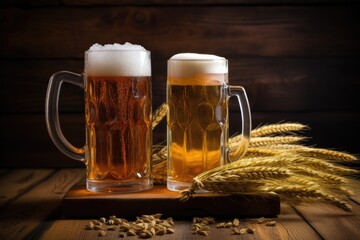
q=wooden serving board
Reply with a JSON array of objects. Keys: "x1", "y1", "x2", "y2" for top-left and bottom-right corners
[{"x1": 62, "y1": 183, "x2": 280, "y2": 219}]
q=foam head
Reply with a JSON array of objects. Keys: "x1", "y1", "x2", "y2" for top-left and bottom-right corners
[
  {"x1": 85, "y1": 43, "x2": 151, "y2": 76},
  {"x1": 168, "y1": 53, "x2": 228, "y2": 83}
]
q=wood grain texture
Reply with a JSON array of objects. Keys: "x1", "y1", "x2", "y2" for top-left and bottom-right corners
[
  {"x1": 1, "y1": 6, "x2": 359, "y2": 58},
  {"x1": 2, "y1": 0, "x2": 359, "y2": 7},
  {"x1": 0, "y1": 169, "x2": 358, "y2": 239},
  {"x1": 293, "y1": 202, "x2": 360, "y2": 240},
  {"x1": 0, "y1": 168, "x2": 84, "y2": 240},
  {"x1": 0, "y1": 169, "x2": 55, "y2": 207},
  {"x1": 37, "y1": 219, "x2": 193, "y2": 240},
  {"x1": 34, "y1": 204, "x2": 321, "y2": 240},
  {"x1": 349, "y1": 180, "x2": 360, "y2": 205},
  {"x1": 36, "y1": 203, "x2": 321, "y2": 240},
  {"x1": 2, "y1": 57, "x2": 359, "y2": 113},
  {"x1": 62, "y1": 185, "x2": 280, "y2": 218}
]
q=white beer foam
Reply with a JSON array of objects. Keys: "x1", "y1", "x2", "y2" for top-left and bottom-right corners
[
  {"x1": 85, "y1": 43, "x2": 151, "y2": 76},
  {"x1": 168, "y1": 53, "x2": 228, "y2": 79}
]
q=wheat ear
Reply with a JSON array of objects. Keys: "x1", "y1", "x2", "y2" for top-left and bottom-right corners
[
  {"x1": 152, "y1": 103, "x2": 167, "y2": 129},
  {"x1": 248, "y1": 136, "x2": 306, "y2": 147},
  {"x1": 251, "y1": 122, "x2": 308, "y2": 137},
  {"x1": 288, "y1": 166, "x2": 348, "y2": 184},
  {"x1": 295, "y1": 147, "x2": 358, "y2": 162},
  {"x1": 244, "y1": 147, "x2": 281, "y2": 157},
  {"x1": 292, "y1": 156, "x2": 359, "y2": 175}
]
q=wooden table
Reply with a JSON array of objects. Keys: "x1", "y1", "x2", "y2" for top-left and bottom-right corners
[{"x1": 0, "y1": 168, "x2": 359, "y2": 240}]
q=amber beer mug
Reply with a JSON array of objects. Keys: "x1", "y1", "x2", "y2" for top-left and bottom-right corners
[
  {"x1": 167, "y1": 53, "x2": 251, "y2": 191},
  {"x1": 45, "y1": 43, "x2": 153, "y2": 192}
]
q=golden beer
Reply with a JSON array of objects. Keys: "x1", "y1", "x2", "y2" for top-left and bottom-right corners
[
  {"x1": 167, "y1": 53, "x2": 251, "y2": 191},
  {"x1": 167, "y1": 53, "x2": 230, "y2": 191},
  {"x1": 167, "y1": 82, "x2": 228, "y2": 184}
]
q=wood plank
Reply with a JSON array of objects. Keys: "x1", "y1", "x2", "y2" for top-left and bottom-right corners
[
  {"x1": 62, "y1": 184, "x2": 280, "y2": 218},
  {"x1": 0, "y1": 168, "x2": 84, "y2": 240},
  {"x1": 198, "y1": 203, "x2": 321, "y2": 239},
  {"x1": 349, "y1": 180, "x2": 360, "y2": 205},
  {"x1": 1, "y1": 111, "x2": 359, "y2": 168},
  {"x1": 35, "y1": 203, "x2": 320, "y2": 239},
  {"x1": 2, "y1": 0, "x2": 359, "y2": 7},
  {"x1": 266, "y1": 203, "x2": 321, "y2": 240},
  {"x1": 37, "y1": 219, "x2": 194, "y2": 240},
  {"x1": 293, "y1": 201, "x2": 360, "y2": 240},
  {"x1": 1, "y1": 6, "x2": 359, "y2": 58},
  {"x1": 0, "y1": 169, "x2": 55, "y2": 207},
  {"x1": 2, "y1": 57, "x2": 359, "y2": 113}
]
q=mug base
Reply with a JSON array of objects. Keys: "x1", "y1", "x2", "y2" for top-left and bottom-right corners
[
  {"x1": 86, "y1": 178, "x2": 153, "y2": 193},
  {"x1": 167, "y1": 179, "x2": 192, "y2": 192}
]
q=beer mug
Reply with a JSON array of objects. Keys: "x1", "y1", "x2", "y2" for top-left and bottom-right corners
[
  {"x1": 167, "y1": 53, "x2": 251, "y2": 191},
  {"x1": 45, "y1": 43, "x2": 153, "y2": 192}
]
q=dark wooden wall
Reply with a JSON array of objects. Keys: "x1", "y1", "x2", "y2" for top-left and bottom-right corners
[{"x1": 1, "y1": 0, "x2": 359, "y2": 168}]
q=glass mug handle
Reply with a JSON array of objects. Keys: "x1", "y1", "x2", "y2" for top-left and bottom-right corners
[
  {"x1": 226, "y1": 85, "x2": 252, "y2": 162},
  {"x1": 45, "y1": 71, "x2": 85, "y2": 161}
]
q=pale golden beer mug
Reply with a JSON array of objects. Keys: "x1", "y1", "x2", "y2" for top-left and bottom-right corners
[
  {"x1": 45, "y1": 43, "x2": 153, "y2": 192},
  {"x1": 167, "y1": 53, "x2": 251, "y2": 191}
]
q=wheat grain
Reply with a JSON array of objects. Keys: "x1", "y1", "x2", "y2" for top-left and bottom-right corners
[
  {"x1": 153, "y1": 159, "x2": 167, "y2": 184},
  {"x1": 216, "y1": 166, "x2": 291, "y2": 180},
  {"x1": 152, "y1": 103, "x2": 167, "y2": 129},
  {"x1": 238, "y1": 156, "x2": 291, "y2": 170},
  {"x1": 268, "y1": 144, "x2": 307, "y2": 150},
  {"x1": 194, "y1": 180, "x2": 264, "y2": 194},
  {"x1": 244, "y1": 147, "x2": 281, "y2": 157},
  {"x1": 292, "y1": 156, "x2": 359, "y2": 175},
  {"x1": 247, "y1": 136, "x2": 306, "y2": 147},
  {"x1": 251, "y1": 123, "x2": 308, "y2": 137},
  {"x1": 155, "y1": 146, "x2": 167, "y2": 160},
  {"x1": 289, "y1": 166, "x2": 348, "y2": 184},
  {"x1": 295, "y1": 147, "x2": 358, "y2": 161},
  {"x1": 271, "y1": 144, "x2": 358, "y2": 161}
]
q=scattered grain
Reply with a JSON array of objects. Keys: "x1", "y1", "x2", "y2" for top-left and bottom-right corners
[
  {"x1": 265, "y1": 221, "x2": 276, "y2": 226},
  {"x1": 98, "y1": 230, "x2": 106, "y2": 237}
]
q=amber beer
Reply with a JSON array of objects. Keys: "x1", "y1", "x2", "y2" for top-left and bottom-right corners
[
  {"x1": 84, "y1": 48, "x2": 152, "y2": 192},
  {"x1": 85, "y1": 76, "x2": 151, "y2": 185},
  {"x1": 46, "y1": 43, "x2": 153, "y2": 192}
]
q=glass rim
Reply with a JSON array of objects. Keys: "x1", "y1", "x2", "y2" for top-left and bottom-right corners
[
  {"x1": 85, "y1": 49, "x2": 150, "y2": 54},
  {"x1": 168, "y1": 58, "x2": 227, "y2": 62}
]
